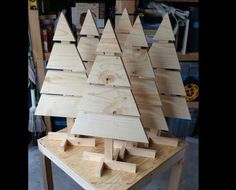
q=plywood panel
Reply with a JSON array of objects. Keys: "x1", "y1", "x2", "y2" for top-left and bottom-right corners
[
  {"x1": 96, "y1": 20, "x2": 121, "y2": 54},
  {"x1": 138, "y1": 104, "x2": 168, "y2": 131},
  {"x1": 80, "y1": 85, "x2": 140, "y2": 117},
  {"x1": 71, "y1": 112, "x2": 148, "y2": 143},
  {"x1": 149, "y1": 43, "x2": 180, "y2": 70},
  {"x1": 80, "y1": 9, "x2": 99, "y2": 36},
  {"x1": 153, "y1": 14, "x2": 175, "y2": 41},
  {"x1": 47, "y1": 43, "x2": 85, "y2": 72},
  {"x1": 130, "y1": 78, "x2": 162, "y2": 106},
  {"x1": 77, "y1": 37, "x2": 99, "y2": 62},
  {"x1": 122, "y1": 48, "x2": 155, "y2": 79},
  {"x1": 160, "y1": 95, "x2": 191, "y2": 120},
  {"x1": 116, "y1": 33, "x2": 128, "y2": 51},
  {"x1": 88, "y1": 55, "x2": 130, "y2": 87},
  {"x1": 115, "y1": 8, "x2": 132, "y2": 33},
  {"x1": 53, "y1": 13, "x2": 75, "y2": 42},
  {"x1": 41, "y1": 70, "x2": 87, "y2": 96},
  {"x1": 35, "y1": 94, "x2": 81, "y2": 118},
  {"x1": 155, "y1": 68, "x2": 186, "y2": 96},
  {"x1": 124, "y1": 16, "x2": 148, "y2": 48}
]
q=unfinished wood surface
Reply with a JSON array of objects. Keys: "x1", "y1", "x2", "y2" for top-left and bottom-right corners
[
  {"x1": 124, "y1": 16, "x2": 148, "y2": 48},
  {"x1": 47, "y1": 132, "x2": 68, "y2": 140},
  {"x1": 96, "y1": 158, "x2": 104, "y2": 177},
  {"x1": 115, "y1": 8, "x2": 132, "y2": 34},
  {"x1": 147, "y1": 131, "x2": 179, "y2": 147},
  {"x1": 35, "y1": 94, "x2": 81, "y2": 118},
  {"x1": 83, "y1": 152, "x2": 105, "y2": 162},
  {"x1": 130, "y1": 78, "x2": 161, "y2": 106},
  {"x1": 105, "y1": 160, "x2": 136, "y2": 173},
  {"x1": 116, "y1": 33, "x2": 129, "y2": 50},
  {"x1": 38, "y1": 133, "x2": 186, "y2": 190},
  {"x1": 104, "y1": 139, "x2": 113, "y2": 160},
  {"x1": 154, "y1": 68, "x2": 186, "y2": 96},
  {"x1": 77, "y1": 37, "x2": 99, "y2": 62},
  {"x1": 60, "y1": 137, "x2": 69, "y2": 152},
  {"x1": 168, "y1": 159, "x2": 184, "y2": 190},
  {"x1": 149, "y1": 42, "x2": 180, "y2": 70},
  {"x1": 40, "y1": 70, "x2": 87, "y2": 96},
  {"x1": 160, "y1": 95, "x2": 191, "y2": 119},
  {"x1": 96, "y1": 19, "x2": 122, "y2": 54},
  {"x1": 115, "y1": 15, "x2": 134, "y2": 31},
  {"x1": 122, "y1": 48, "x2": 155, "y2": 79},
  {"x1": 71, "y1": 112, "x2": 148, "y2": 143},
  {"x1": 84, "y1": 62, "x2": 94, "y2": 75},
  {"x1": 80, "y1": 85, "x2": 140, "y2": 117},
  {"x1": 47, "y1": 43, "x2": 85, "y2": 72},
  {"x1": 80, "y1": 9, "x2": 99, "y2": 36},
  {"x1": 138, "y1": 104, "x2": 168, "y2": 131},
  {"x1": 88, "y1": 55, "x2": 130, "y2": 87},
  {"x1": 154, "y1": 14, "x2": 175, "y2": 41},
  {"x1": 53, "y1": 13, "x2": 75, "y2": 42},
  {"x1": 113, "y1": 148, "x2": 120, "y2": 160},
  {"x1": 125, "y1": 147, "x2": 156, "y2": 158},
  {"x1": 67, "y1": 118, "x2": 74, "y2": 134}
]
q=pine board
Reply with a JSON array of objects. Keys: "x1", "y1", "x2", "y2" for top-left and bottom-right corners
[
  {"x1": 115, "y1": 8, "x2": 132, "y2": 33},
  {"x1": 80, "y1": 9, "x2": 99, "y2": 36}
]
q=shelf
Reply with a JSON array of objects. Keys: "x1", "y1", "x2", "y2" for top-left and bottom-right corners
[
  {"x1": 187, "y1": 101, "x2": 199, "y2": 109},
  {"x1": 178, "y1": 52, "x2": 198, "y2": 61}
]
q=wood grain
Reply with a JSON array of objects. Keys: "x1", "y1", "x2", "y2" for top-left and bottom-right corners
[
  {"x1": 53, "y1": 13, "x2": 75, "y2": 42},
  {"x1": 80, "y1": 9, "x2": 99, "y2": 36},
  {"x1": 77, "y1": 37, "x2": 99, "y2": 62},
  {"x1": 88, "y1": 55, "x2": 130, "y2": 87},
  {"x1": 41, "y1": 70, "x2": 87, "y2": 96},
  {"x1": 79, "y1": 85, "x2": 140, "y2": 117},
  {"x1": 149, "y1": 42, "x2": 180, "y2": 70},
  {"x1": 116, "y1": 33, "x2": 129, "y2": 51},
  {"x1": 47, "y1": 43, "x2": 85, "y2": 72},
  {"x1": 35, "y1": 94, "x2": 81, "y2": 118},
  {"x1": 115, "y1": 8, "x2": 132, "y2": 34},
  {"x1": 71, "y1": 112, "x2": 149, "y2": 143}
]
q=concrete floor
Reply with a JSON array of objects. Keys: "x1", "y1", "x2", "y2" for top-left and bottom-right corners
[{"x1": 28, "y1": 139, "x2": 198, "y2": 190}]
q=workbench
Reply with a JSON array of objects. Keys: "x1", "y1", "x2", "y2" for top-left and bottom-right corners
[{"x1": 38, "y1": 130, "x2": 187, "y2": 190}]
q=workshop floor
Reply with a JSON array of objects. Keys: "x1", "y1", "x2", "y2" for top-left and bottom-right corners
[{"x1": 28, "y1": 137, "x2": 198, "y2": 190}]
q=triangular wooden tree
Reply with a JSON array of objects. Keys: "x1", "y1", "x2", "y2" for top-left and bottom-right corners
[
  {"x1": 149, "y1": 14, "x2": 191, "y2": 120},
  {"x1": 35, "y1": 12, "x2": 95, "y2": 151},
  {"x1": 121, "y1": 16, "x2": 177, "y2": 147},
  {"x1": 71, "y1": 20, "x2": 156, "y2": 177},
  {"x1": 115, "y1": 8, "x2": 132, "y2": 50},
  {"x1": 77, "y1": 9, "x2": 100, "y2": 74},
  {"x1": 53, "y1": 12, "x2": 75, "y2": 42}
]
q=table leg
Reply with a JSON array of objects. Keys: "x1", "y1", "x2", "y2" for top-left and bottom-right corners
[
  {"x1": 168, "y1": 158, "x2": 185, "y2": 190},
  {"x1": 40, "y1": 152, "x2": 54, "y2": 190}
]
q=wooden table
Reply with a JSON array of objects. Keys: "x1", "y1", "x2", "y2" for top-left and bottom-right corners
[{"x1": 38, "y1": 132, "x2": 187, "y2": 190}]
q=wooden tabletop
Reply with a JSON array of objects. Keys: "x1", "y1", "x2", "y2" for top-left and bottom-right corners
[{"x1": 38, "y1": 133, "x2": 187, "y2": 190}]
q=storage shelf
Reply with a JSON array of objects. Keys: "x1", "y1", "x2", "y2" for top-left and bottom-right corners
[{"x1": 178, "y1": 52, "x2": 198, "y2": 61}]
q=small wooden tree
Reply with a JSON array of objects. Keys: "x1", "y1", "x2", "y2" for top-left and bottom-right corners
[
  {"x1": 71, "y1": 19, "x2": 156, "y2": 177},
  {"x1": 149, "y1": 14, "x2": 191, "y2": 120},
  {"x1": 35, "y1": 12, "x2": 95, "y2": 151}
]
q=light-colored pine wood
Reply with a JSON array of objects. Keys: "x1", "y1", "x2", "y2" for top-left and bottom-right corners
[
  {"x1": 122, "y1": 48, "x2": 155, "y2": 79},
  {"x1": 87, "y1": 55, "x2": 130, "y2": 87},
  {"x1": 119, "y1": 143, "x2": 127, "y2": 160},
  {"x1": 96, "y1": 19, "x2": 122, "y2": 54},
  {"x1": 154, "y1": 68, "x2": 186, "y2": 96},
  {"x1": 168, "y1": 159, "x2": 184, "y2": 190},
  {"x1": 77, "y1": 37, "x2": 99, "y2": 62},
  {"x1": 96, "y1": 158, "x2": 104, "y2": 177},
  {"x1": 67, "y1": 118, "x2": 74, "y2": 134},
  {"x1": 67, "y1": 137, "x2": 96, "y2": 147},
  {"x1": 35, "y1": 94, "x2": 81, "y2": 118},
  {"x1": 130, "y1": 78, "x2": 162, "y2": 106},
  {"x1": 153, "y1": 14, "x2": 175, "y2": 41},
  {"x1": 84, "y1": 62, "x2": 94, "y2": 75},
  {"x1": 38, "y1": 133, "x2": 187, "y2": 189},
  {"x1": 48, "y1": 132, "x2": 68, "y2": 140},
  {"x1": 147, "y1": 131, "x2": 179, "y2": 147},
  {"x1": 104, "y1": 138, "x2": 113, "y2": 160},
  {"x1": 40, "y1": 70, "x2": 87, "y2": 96},
  {"x1": 116, "y1": 33, "x2": 129, "y2": 50},
  {"x1": 115, "y1": 15, "x2": 134, "y2": 31},
  {"x1": 79, "y1": 85, "x2": 140, "y2": 117},
  {"x1": 80, "y1": 9, "x2": 99, "y2": 36},
  {"x1": 53, "y1": 13, "x2": 75, "y2": 42},
  {"x1": 71, "y1": 112, "x2": 149, "y2": 143},
  {"x1": 126, "y1": 147, "x2": 156, "y2": 158},
  {"x1": 149, "y1": 42, "x2": 180, "y2": 70},
  {"x1": 83, "y1": 152, "x2": 104, "y2": 162},
  {"x1": 138, "y1": 104, "x2": 169, "y2": 131},
  {"x1": 105, "y1": 160, "x2": 136, "y2": 173},
  {"x1": 60, "y1": 137, "x2": 69, "y2": 152},
  {"x1": 124, "y1": 16, "x2": 148, "y2": 48},
  {"x1": 160, "y1": 95, "x2": 191, "y2": 119},
  {"x1": 47, "y1": 43, "x2": 85, "y2": 72},
  {"x1": 115, "y1": 8, "x2": 132, "y2": 34},
  {"x1": 113, "y1": 148, "x2": 120, "y2": 160}
]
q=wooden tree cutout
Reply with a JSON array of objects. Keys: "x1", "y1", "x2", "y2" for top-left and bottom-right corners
[
  {"x1": 71, "y1": 19, "x2": 156, "y2": 177},
  {"x1": 77, "y1": 9, "x2": 100, "y2": 74},
  {"x1": 149, "y1": 14, "x2": 191, "y2": 120},
  {"x1": 115, "y1": 8, "x2": 132, "y2": 34},
  {"x1": 35, "y1": 13, "x2": 95, "y2": 151}
]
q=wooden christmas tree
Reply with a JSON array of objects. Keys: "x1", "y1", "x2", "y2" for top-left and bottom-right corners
[
  {"x1": 35, "y1": 12, "x2": 95, "y2": 151},
  {"x1": 71, "y1": 20, "x2": 156, "y2": 177},
  {"x1": 121, "y1": 15, "x2": 178, "y2": 146},
  {"x1": 77, "y1": 9, "x2": 100, "y2": 74},
  {"x1": 149, "y1": 14, "x2": 191, "y2": 120}
]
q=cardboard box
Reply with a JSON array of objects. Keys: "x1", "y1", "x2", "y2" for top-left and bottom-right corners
[{"x1": 116, "y1": 0, "x2": 136, "y2": 14}]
